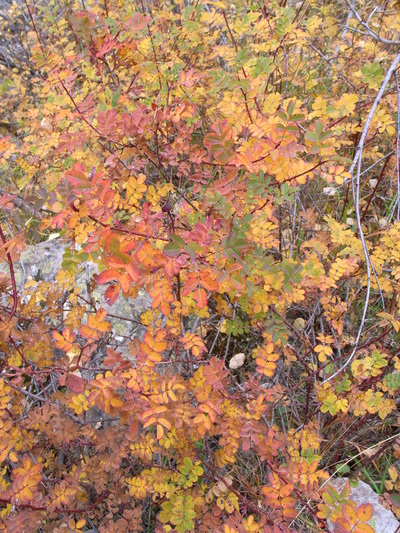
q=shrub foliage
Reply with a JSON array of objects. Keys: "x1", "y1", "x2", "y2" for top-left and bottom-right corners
[{"x1": 1, "y1": 0, "x2": 400, "y2": 531}]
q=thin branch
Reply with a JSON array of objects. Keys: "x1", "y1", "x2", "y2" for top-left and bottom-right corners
[
  {"x1": 395, "y1": 71, "x2": 400, "y2": 221},
  {"x1": 344, "y1": 0, "x2": 400, "y2": 45}
]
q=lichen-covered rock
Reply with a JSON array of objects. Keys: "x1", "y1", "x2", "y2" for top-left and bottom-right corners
[
  {"x1": 0, "y1": 237, "x2": 151, "y2": 354},
  {"x1": 10, "y1": 238, "x2": 65, "y2": 284},
  {"x1": 328, "y1": 478, "x2": 399, "y2": 533}
]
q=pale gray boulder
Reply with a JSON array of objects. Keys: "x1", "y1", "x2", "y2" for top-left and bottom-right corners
[
  {"x1": 328, "y1": 477, "x2": 399, "y2": 533},
  {"x1": 0, "y1": 237, "x2": 151, "y2": 354}
]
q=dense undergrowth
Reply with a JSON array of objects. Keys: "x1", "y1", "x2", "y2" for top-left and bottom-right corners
[{"x1": 1, "y1": 0, "x2": 400, "y2": 531}]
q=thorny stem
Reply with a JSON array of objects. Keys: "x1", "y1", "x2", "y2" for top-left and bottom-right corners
[
  {"x1": 23, "y1": 0, "x2": 44, "y2": 52},
  {"x1": 0, "y1": 224, "x2": 18, "y2": 322},
  {"x1": 0, "y1": 490, "x2": 109, "y2": 514}
]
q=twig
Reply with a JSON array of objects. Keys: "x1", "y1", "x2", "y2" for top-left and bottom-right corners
[
  {"x1": 395, "y1": 71, "x2": 400, "y2": 221},
  {"x1": 344, "y1": 0, "x2": 400, "y2": 45}
]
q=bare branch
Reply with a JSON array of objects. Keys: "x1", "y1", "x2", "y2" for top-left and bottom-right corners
[{"x1": 344, "y1": 0, "x2": 400, "y2": 45}]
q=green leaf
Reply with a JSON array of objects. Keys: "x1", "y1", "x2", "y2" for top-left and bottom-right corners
[
  {"x1": 107, "y1": 234, "x2": 120, "y2": 253},
  {"x1": 287, "y1": 100, "x2": 295, "y2": 116},
  {"x1": 158, "y1": 511, "x2": 170, "y2": 523},
  {"x1": 305, "y1": 132, "x2": 320, "y2": 142},
  {"x1": 231, "y1": 273, "x2": 245, "y2": 290},
  {"x1": 320, "y1": 130, "x2": 333, "y2": 141},
  {"x1": 335, "y1": 463, "x2": 351, "y2": 475},
  {"x1": 170, "y1": 234, "x2": 186, "y2": 246},
  {"x1": 289, "y1": 113, "x2": 304, "y2": 121},
  {"x1": 277, "y1": 110, "x2": 288, "y2": 122},
  {"x1": 185, "y1": 243, "x2": 197, "y2": 261},
  {"x1": 183, "y1": 519, "x2": 195, "y2": 530},
  {"x1": 322, "y1": 491, "x2": 335, "y2": 506},
  {"x1": 164, "y1": 242, "x2": 181, "y2": 257},
  {"x1": 326, "y1": 485, "x2": 340, "y2": 501},
  {"x1": 111, "y1": 88, "x2": 121, "y2": 108}
]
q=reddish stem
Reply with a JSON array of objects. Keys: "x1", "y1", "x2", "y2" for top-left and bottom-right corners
[{"x1": 0, "y1": 224, "x2": 18, "y2": 322}]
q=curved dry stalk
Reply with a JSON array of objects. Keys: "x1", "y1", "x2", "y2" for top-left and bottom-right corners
[{"x1": 324, "y1": 52, "x2": 400, "y2": 384}]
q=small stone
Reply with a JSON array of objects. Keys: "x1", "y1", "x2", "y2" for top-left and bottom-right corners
[
  {"x1": 379, "y1": 218, "x2": 388, "y2": 229},
  {"x1": 323, "y1": 187, "x2": 336, "y2": 196},
  {"x1": 293, "y1": 317, "x2": 306, "y2": 331},
  {"x1": 40, "y1": 117, "x2": 53, "y2": 132},
  {"x1": 229, "y1": 353, "x2": 245, "y2": 369}
]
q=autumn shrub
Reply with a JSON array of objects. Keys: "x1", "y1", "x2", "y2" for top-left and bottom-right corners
[{"x1": 1, "y1": 0, "x2": 400, "y2": 531}]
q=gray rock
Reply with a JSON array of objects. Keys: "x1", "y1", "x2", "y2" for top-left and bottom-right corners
[
  {"x1": 18, "y1": 238, "x2": 65, "y2": 283},
  {"x1": 0, "y1": 238, "x2": 151, "y2": 354},
  {"x1": 328, "y1": 478, "x2": 399, "y2": 533}
]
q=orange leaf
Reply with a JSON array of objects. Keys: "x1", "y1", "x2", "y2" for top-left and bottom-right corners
[
  {"x1": 154, "y1": 405, "x2": 167, "y2": 414},
  {"x1": 160, "y1": 300, "x2": 171, "y2": 315},
  {"x1": 153, "y1": 341, "x2": 168, "y2": 352},
  {"x1": 279, "y1": 484, "x2": 294, "y2": 498},
  {"x1": 52, "y1": 329, "x2": 76, "y2": 351},
  {"x1": 182, "y1": 279, "x2": 199, "y2": 296},
  {"x1": 157, "y1": 424, "x2": 164, "y2": 440},
  {"x1": 354, "y1": 524, "x2": 374, "y2": 533},
  {"x1": 199, "y1": 275, "x2": 219, "y2": 291},
  {"x1": 356, "y1": 504, "x2": 374, "y2": 522},
  {"x1": 281, "y1": 496, "x2": 297, "y2": 508},
  {"x1": 342, "y1": 504, "x2": 357, "y2": 524},
  {"x1": 282, "y1": 508, "x2": 298, "y2": 520},
  {"x1": 158, "y1": 418, "x2": 172, "y2": 430},
  {"x1": 110, "y1": 397, "x2": 124, "y2": 408},
  {"x1": 154, "y1": 329, "x2": 168, "y2": 342},
  {"x1": 79, "y1": 324, "x2": 97, "y2": 340},
  {"x1": 193, "y1": 287, "x2": 207, "y2": 308},
  {"x1": 261, "y1": 486, "x2": 279, "y2": 499},
  {"x1": 119, "y1": 273, "x2": 131, "y2": 293},
  {"x1": 143, "y1": 417, "x2": 156, "y2": 428}
]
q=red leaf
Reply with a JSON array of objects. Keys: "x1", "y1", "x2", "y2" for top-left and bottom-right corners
[
  {"x1": 182, "y1": 279, "x2": 199, "y2": 296},
  {"x1": 125, "y1": 263, "x2": 140, "y2": 282},
  {"x1": 105, "y1": 284, "x2": 120, "y2": 305},
  {"x1": 97, "y1": 269, "x2": 119, "y2": 284},
  {"x1": 67, "y1": 373, "x2": 85, "y2": 393}
]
